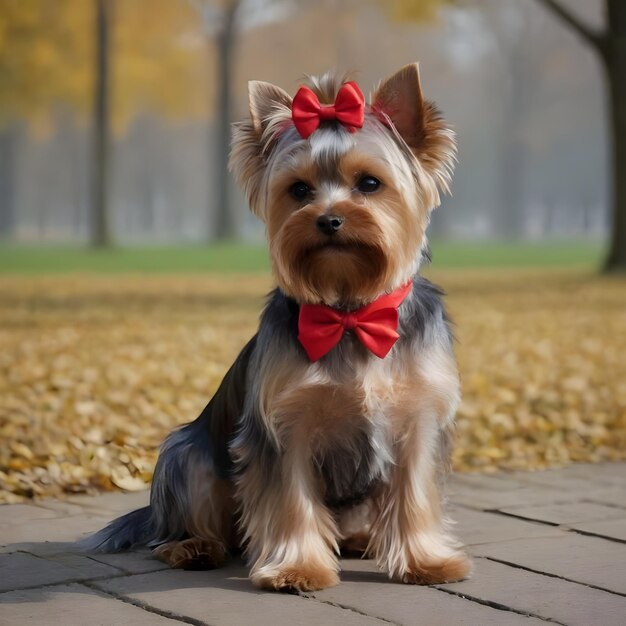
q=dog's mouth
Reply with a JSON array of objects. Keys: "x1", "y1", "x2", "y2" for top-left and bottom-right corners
[
  {"x1": 298, "y1": 239, "x2": 386, "y2": 271},
  {"x1": 308, "y1": 239, "x2": 370, "y2": 255}
]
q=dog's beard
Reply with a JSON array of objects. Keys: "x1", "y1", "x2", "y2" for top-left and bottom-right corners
[
  {"x1": 273, "y1": 237, "x2": 398, "y2": 308},
  {"x1": 293, "y1": 241, "x2": 390, "y2": 308}
]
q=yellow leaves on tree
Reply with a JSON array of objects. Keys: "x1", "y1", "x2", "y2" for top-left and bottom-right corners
[
  {"x1": 112, "y1": 0, "x2": 207, "y2": 131},
  {"x1": 379, "y1": 0, "x2": 451, "y2": 23},
  {"x1": 0, "y1": 1, "x2": 90, "y2": 131},
  {"x1": 0, "y1": 0, "x2": 207, "y2": 133}
]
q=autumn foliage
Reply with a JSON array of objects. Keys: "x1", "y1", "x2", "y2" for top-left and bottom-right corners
[
  {"x1": 0, "y1": 0, "x2": 206, "y2": 132},
  {"x1": 1, "y1": 270, "x2": 625, "y2": 503}
]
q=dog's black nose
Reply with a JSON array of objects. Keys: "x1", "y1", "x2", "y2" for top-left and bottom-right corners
[{"x1": 316, "y1": 214, "x2": 345, "y2": 236}]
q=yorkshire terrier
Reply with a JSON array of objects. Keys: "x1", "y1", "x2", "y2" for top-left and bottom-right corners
[{"x1": 84, "y1": 63, "x2": 471, "y2": 591}]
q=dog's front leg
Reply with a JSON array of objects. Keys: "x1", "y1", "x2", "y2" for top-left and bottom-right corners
[
  {"x1": 236, "y1": 436, "x2": 340, "y2": 592},
  {"x1": 369, "y1": 410, "x2": 471, "y2": 584}
]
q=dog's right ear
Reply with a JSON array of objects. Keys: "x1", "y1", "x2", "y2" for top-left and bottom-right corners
[
  {"x1": 248, "y1": 81, "x2": 292, "y2": 136},
  {"x1": 229, "y1": 81, "x2": 292, "y2": 218}
]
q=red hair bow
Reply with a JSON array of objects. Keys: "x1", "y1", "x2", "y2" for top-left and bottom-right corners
[
  {"x1": 297, "y1": 282, "x2": 412, "y2": 362},
  {"x1": 291, "y1": 81, "x2": 365, "y2": 139}
]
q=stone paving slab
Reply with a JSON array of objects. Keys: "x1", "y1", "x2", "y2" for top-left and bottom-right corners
[
  {"x1": 65, "y1": 490, "x2": 150, "y2": 515},
  {"x1": 585, "y1": 486, "x2": 626, "y2": 508},
  {"x1": 568, "y1": 517, "x2": 626, "y2": 542},
  {"x1": 510, "y1": 463, "x2": 626, "y2": 487},
  {"x1": 0, "y1": 512, "x2": 112, "y2": 546},
  {"x1": 448, "y1": 475, "x2": 581, "y2": 510},
  {"x1": 85, "y1": 549, "x2": 171, "y2": 575},
  {"x1": 310, "y1": 558, "x2": 547, "y2": 625},
  {"x1": 0, "y1": 583, "x2": 180, "y2": 625},
  {"x1": 450, "y1": 505, "x2": 565, "y2": 545},
  {"x1": 0, "y1": 552, "x2": 118, "y2": 593},
  {"x1": 94, "y1": 567, "x2": 390, "y2": 626},
  {"x1": 495, "y1": 501, "x2": 626, "y2": 525},
  {"x1": 473, "y1": 533, "x2": 626, "y2": 594},
  {"x1": 31, "y1": 500, "x2": 91, "y2": 517},
  {"x1": 2, "y1": 540, "x2": 169, "y2": 575},
  {"x1": 0, "y1": 504, "x2": 59, "y2": 523},
  {"x1": 439, "y1": 557, "x2": 626, "y2": 626},
  {"x1": 1, "y1": 462, "x2": 625, "y2": 625}
]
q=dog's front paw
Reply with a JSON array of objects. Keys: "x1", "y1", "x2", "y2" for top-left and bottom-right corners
[
  {"x1": 395, "y1": 552, "x2": 472, "y2": 585},
  {"x1": 251, "y1": 563, "x2": 339, "y2": 592}
]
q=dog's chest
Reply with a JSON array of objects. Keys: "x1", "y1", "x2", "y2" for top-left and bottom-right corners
[
  {"x1": 277, "y1": 356, "x2": 405, "y2": 509},
  {"x1": 316, "y1": 419, "x2": 389, "y2": 509}
]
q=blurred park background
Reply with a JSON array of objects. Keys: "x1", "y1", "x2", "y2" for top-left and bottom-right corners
[{"x1": 0, "y1": 0, "x2": 625, "y2": 503}]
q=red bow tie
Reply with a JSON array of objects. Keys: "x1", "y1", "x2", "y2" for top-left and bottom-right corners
[
  {"x1": 297, "y1": 283, "x2": 413, "y2": 362},
  {"x1": 291, "y1": 81, "x2": 365, "y2": 139}
]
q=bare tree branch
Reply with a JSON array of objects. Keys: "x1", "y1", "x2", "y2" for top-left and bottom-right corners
[{"x1": 536, "y1": 0, "x2": 606, "y2": 53}]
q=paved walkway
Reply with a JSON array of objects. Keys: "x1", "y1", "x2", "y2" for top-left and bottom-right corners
[{"x1": 1, "y1": 463, "x2": 625, "y2": 625}]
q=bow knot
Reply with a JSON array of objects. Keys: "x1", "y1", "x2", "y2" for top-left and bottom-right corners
[
  {"x1": 297, "y1": 282, "x2": 412, "y2": 362},
  {"x1": 292, "y1": 81, "x2": 365, "y2": 139},
  {"x1": 343, "y1": 313, "x2": 358, "y2": 330}
]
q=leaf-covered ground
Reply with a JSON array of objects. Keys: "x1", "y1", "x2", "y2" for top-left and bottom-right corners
[{"x1": 1, "y1": 269, "x2": 625, "y2": 503}]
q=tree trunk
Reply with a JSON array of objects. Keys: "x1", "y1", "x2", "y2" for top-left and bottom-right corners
[
  {"x1": 483, "y1": 1, "x2": 534, "y2": 240},
  {"x1": 212, "y1": 0, "x2": 239, "y2": 241},
  {"x1": 91, "y1": 0, "x2": 112, "y2": 247},
  {"x1": 495, "y1": 27, "x2": 529, "y2": 240},
  {"x1": 603, "y1": 0, "x2": 626, "y2": 271},
  {"x1": 495, "y1": 98, "x2": 526, "y2": 239},
  {"x1": 0, "y1": 123, "x2": 20, "y2": 240},
  {"x1": 536, "y1": 0, "x2": 626, "y2": 272}
]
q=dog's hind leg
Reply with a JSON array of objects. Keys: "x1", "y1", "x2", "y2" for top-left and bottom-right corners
[
  {"x1": 149, "y1": 426, "x2": 237, "y2": 570},
  {"x1": 82, "y1": 337, "x2": 257, "y2": 565},
  {"x1": 80, "y1": 421, "x2": 236, "y2": 566},
  {"x1": 152, "y1": 477, "x2": 235, "y2": 569},
  {"x1": 150, "y1": 340, "x2": 258, "y2": 569}
]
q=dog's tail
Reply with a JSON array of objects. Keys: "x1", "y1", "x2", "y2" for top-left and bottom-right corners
[{"x1": 78, "y1": 505, "x2": 154, "y2": 552}]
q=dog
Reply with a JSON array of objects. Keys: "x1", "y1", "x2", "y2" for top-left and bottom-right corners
[{"x1": 83, "y1": 63, "x2": 471, "y2": 591}]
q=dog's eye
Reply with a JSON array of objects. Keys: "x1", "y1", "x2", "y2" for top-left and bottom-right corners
[
  {"x1": 356, "y1": 176, "x2": 381, "y2": 194},
  {"x1": 289, "y1": 181, "x2": 312, "y2": 201}
]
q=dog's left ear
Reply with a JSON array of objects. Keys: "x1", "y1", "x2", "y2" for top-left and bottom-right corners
[
  {"x1": 373, "y1": 63, "x2": 426, "y2": 150},
  {"x1": 372, "y1": 63, "x2": 456, "y2": 194}
]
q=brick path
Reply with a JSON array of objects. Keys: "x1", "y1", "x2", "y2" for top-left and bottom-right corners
[{"x1": 1, "y1": 463, "x2": 625, "y2": 625}]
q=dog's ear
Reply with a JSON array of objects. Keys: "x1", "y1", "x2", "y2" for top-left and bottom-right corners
[
  {"x1": 372, "y1": 63, "x2": 425, "y2": 150},
  {"x1": 248, "y1": 81, "x2": 292, "y2": 136},
  {"x1": 229, "y1": 81, "x2": 292, "y2": 218},
  {"x1": 372, "y1": 63, "x2": 456, "y2": 194}
]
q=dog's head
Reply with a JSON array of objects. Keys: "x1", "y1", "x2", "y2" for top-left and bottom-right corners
[{"x1": 229, "y1": 64, "x2": 455, "y2": 308}]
